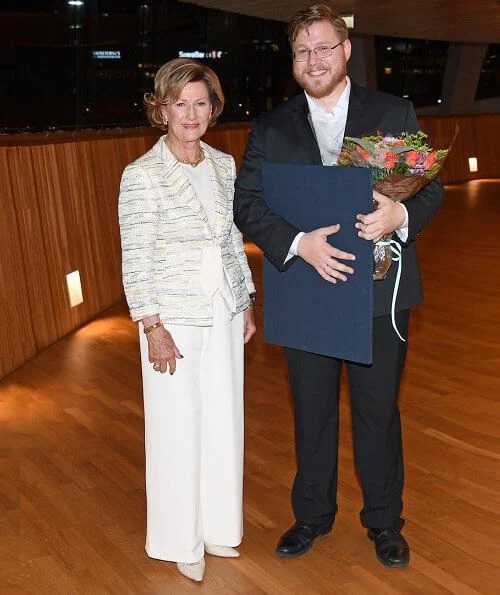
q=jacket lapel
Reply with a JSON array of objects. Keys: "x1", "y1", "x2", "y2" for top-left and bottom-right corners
[
  {"x1": 154, "y1": 135, "x2": 210, "y2": 230},
  {"x1": 344, "y1": 83, "x2": 370, "y2": 138},
  {"x1": 202, "y1": 141, "x2": 233, "y2": 241},
  {"x1": 291, "y1": 94, "x2": 323, "y2": 165}
]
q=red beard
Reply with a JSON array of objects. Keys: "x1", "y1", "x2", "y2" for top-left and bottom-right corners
[{"x1": 294, "y1": 63, "x2": 347, "y2": 100}]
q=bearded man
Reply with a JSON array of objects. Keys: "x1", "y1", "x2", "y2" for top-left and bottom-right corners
[{"x1": 234, "y1": 4, "x2": 443, "y2": 567}]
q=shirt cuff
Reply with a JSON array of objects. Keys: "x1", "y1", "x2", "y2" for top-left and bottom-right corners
[
  {"x1": 284, "y1": 231, "x2": 305, "y2": 263},
  {"x1": 395, "y1": 202, "x2": 409, "y2": 242}
]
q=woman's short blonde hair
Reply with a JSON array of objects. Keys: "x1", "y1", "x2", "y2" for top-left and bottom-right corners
[
  {"x1": 287, "y1": 4, "x2": 348, "y2": 45},
  {"x1": 144, "y1": 58, "x2": 225, "y2": 129}
]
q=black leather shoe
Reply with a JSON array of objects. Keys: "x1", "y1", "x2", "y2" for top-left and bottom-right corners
[
  {"x1": 275, "y1": 522, "x2": 332, "y2": 558},
  {"x1": 367, "y1": 527, "x2": 410, "y2": 567}
]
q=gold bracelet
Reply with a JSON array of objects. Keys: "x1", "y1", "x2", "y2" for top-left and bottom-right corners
[{"x1": 143, "y1": 321, "x2": 163, "y2": 334}]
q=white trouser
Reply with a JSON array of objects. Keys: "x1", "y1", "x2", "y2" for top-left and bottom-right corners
[{"x1": 139, "y1": 292, "x2": 244, "y2": 563}]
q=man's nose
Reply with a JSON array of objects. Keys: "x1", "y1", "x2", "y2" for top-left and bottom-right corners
[{"x1": 307, "y1": 49, "x2": 320, "y2": 64}]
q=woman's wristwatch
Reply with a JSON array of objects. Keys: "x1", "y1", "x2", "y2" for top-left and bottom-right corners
[{"x1": 249, "y1": 292, "x2": 256, "y2": 308}]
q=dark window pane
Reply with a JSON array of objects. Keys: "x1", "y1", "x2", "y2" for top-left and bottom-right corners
[
  {"x1": 0, "y1": 0, "x2": 294, "y2": 131},
  {"x1": 375, "y1": 36, "x2": 449, "y2": 108},
  {"x1": 475, "y1": 44, "x2": 500, "y2": 100}
]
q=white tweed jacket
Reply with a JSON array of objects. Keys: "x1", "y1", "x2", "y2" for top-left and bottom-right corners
[{"x1": 118, "y1": 135, "x2": 255, "y2": 326}]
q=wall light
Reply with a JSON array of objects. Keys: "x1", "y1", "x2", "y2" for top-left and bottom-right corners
[
  {"x1": 66, "y1": 271, "x2": 83, "y2": 307},
  {"x1": 468, "y1": 157, "x2": 478, "y2": 173},
  {"x1": 68, "y1": 1, "x2": 85, "y2": 5}
]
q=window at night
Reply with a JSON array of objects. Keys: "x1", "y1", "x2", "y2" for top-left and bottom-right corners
[
  {"x1": 374, "y1": 36, "x2": 449, "y2": 108},
  {"x1": 0, "y1": 0, "x2": 294, "y2": 131},
  {"x1": 476, "y1": 44, "x2": 500, "y2": 100},
  {"x1": 2, "y1": 2, "x2": 477, "y2": 131}
]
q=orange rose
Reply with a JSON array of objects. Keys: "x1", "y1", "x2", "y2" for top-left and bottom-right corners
[
  {"x1": 394, "y1": 139, "x2": 405, "y2": 146},
  {"x1": 423, "y1": 151, "x2": 437, "y2": 169},
  {"x1": 405, "y1": 150, "x2": 420, "y2": 166},
  {"x1": 385, "y1": 151, "x2": 398, "y2": 169},
  {"x1": 354, "y1": 146, "x2": 371, "y2": 162}
]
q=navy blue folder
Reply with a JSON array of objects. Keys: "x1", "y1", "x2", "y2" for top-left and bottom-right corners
[{"x1": 262, "y1": 163, "x2": 374, "y2": 364}]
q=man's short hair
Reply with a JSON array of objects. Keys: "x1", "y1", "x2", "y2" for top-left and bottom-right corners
[{"x1": 287, "y1": 4, "x2": 348, "y2": 45}]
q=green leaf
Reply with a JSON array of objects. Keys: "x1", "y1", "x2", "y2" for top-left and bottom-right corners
[
  {"x1": 345, "y1": 137, "x2": 374, "y2": 152},
  {"x1": 391, "y1": 145, "x2": 413, "y2": 155}
]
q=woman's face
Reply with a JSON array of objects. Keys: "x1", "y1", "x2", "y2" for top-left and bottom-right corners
[{"x1": 161, "y1": 81, "x2": 212, "y2": 146}]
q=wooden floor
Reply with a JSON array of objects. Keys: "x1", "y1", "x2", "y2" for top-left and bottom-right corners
[{"x1": 1, "y1": 180, "x2": 499, "y2": 594}]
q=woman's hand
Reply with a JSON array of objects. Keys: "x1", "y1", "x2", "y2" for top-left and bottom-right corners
[
  {"x1": 243, "y1": 307, "x2": 256, "y2": 344},
  {"x1": 147, "y1": 326, "x2": 183, "y2": 375}
]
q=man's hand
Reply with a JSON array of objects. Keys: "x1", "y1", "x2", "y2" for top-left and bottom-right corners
[
  {"x1": 355, "y1": 190, "x2": 405, "y2": 242},
  {"x1": 297, "y1": 224, "x2": 355, "y2": 284}
]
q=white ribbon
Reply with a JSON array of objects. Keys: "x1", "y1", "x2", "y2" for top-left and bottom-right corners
[{"x1": 375, "y1": 238, "x2": 406, "y2": 342}]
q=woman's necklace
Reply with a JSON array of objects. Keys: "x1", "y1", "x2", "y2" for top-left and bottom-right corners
[{"x1": 169, "y1": 145, "x2": 204, "y2": 167}]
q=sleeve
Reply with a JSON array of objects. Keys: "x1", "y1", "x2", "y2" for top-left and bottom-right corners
[
  {"x1": 118, "y1": 163, "x2": 160, "y2": 322},
  {"x1": 233, "y1": 117, "x2": 301, "y2": 272},
  {"x1": 229, "y1": 158, "x2": 256, "y2": 294},
  {"x1": 400, "y1": 103, "x2": 445, "y2": 244},
  {"x1": 394, "y1": 203, "x2": 409, "y2": 242}
]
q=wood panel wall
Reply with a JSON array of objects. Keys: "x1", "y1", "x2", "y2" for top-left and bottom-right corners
[
  {"x1": 0, "y1": 114, "x2": 498, "y2": 379},
  {"x1": 419, "y1": 114, "x2": 499, "y2": 183},
  {"x1": 0, "y1": 133, "x2": 157, "y2": 379}
]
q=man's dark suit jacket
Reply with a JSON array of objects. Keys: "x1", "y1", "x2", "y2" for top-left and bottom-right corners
[{"x1": 234, "y1": 82, "x2": 444, "y2": 318}]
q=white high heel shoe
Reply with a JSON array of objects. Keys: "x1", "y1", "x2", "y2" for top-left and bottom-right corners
[
  {"x1": 204, "y1": 543, "x2": 240, "y2": 558},
  {"x1": 176, "y1": 558, "x2": 205, "y2": 582}
]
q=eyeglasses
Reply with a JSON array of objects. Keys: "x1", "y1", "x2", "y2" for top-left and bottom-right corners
[{"x1": 292, "y1": 41, "x2": 344, "y2": 62}]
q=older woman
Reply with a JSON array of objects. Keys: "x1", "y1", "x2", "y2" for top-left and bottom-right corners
[{"x1": 118, "y1": 58, "x2": 256, "y2": 582}]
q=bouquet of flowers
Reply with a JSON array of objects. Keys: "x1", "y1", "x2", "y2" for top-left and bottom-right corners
[{"x1": 338, "y1": 129, "x2": 452, "y2": 279}]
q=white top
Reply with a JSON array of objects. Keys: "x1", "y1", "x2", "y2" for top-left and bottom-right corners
[
  {"x1": 180, "y1": 159, "x2": 215, "y2": 231},
  {"x1": 180, "y1": 157, "x2": 235, "y2": 307}
]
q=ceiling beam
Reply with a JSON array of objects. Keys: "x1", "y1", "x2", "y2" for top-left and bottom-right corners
[
  {"x1": 179, "y1": 1, "x2": 353, "y2": 24},
  {"x1": 354, "y1": 0, "x2": 500, "y2": 44},
  {"x1": 180, "y1": 0, "x2": 500, "y2": 44}
]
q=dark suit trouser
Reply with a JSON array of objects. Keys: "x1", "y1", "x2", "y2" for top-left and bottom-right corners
[{"x1": 284, "y1": 310, "x2": 409, "y2": 530}]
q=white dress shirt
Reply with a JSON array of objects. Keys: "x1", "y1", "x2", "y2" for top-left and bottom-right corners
[
  {"x1": 307, "y1": 76, "x2": 351, "y2": 166},
  {"x1": 286, "y1": 77, "x2": 408, "y2": 261}
]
